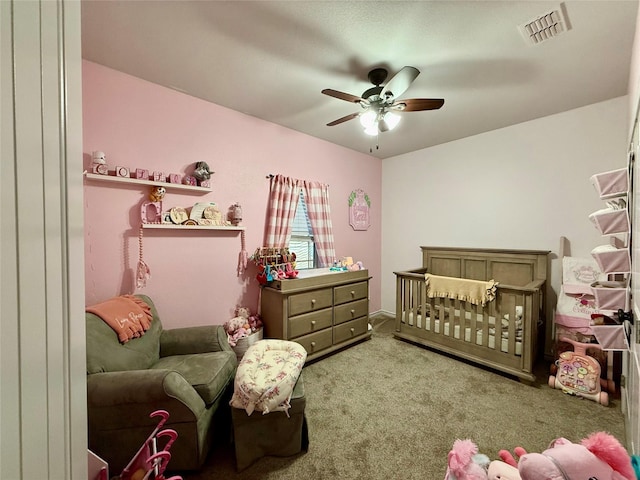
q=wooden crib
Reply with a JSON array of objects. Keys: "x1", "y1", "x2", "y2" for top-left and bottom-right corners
[{"x1": 394, "y1": 247, "x2": 549, "y2": 382}]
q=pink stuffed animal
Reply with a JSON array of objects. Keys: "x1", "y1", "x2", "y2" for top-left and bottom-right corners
[
  {"x1": 515, "y1": 432, "x2": 634, "y2": 480},
  {"x1": 445, "y1": 439, "x2": 490, "y2": 480},
  {"x1": 486, "y1": 447, "x2": 528, "y2": 480}
]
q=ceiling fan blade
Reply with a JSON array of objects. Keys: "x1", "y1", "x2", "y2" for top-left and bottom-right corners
[
  {"x1": 321, "y1": 89, "x2": 364, "y2": 103},
  {"x1": 379, "y1": 66, "x2": 420, "y2": 99},
  {"x1": 393, "y1": 98, "x2": 445, "y2": 112},
  {"x1": 326, "y1": 112, "x2": 360, "y2": 126}
]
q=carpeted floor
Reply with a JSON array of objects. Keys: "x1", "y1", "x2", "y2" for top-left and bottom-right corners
[{"x1": 182, "y1": 316, "x2": 627, "y2": 479}]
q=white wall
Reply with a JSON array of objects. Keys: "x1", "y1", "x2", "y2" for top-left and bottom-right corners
[{"x1": 381, "y1": 96, "x2": 628, "y2": 353}]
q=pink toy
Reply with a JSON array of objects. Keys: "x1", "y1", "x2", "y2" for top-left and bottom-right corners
[
  {"x1": 444, "y1": 439, "x2": 490, "y2": 480},
  {"x1": 487, "y1": 461, "x2": 520, "y2": 480},
  {"x1": 509, "y1": 432, "x2": 635, "y2": 480},
  {"x1": 549, "y1": 336, "x2": 609, "y2": 405},
  {"x1": 487, "y1": 447, "x2": 528, "y2": 480}
]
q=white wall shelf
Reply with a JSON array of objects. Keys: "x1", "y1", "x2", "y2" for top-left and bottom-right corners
[
  {"x1": 84, "y1": 172, "x2": 212, "y2": 193},
  {"x1": 142, "y1": 224, "x2": 245, "y2": 231}
]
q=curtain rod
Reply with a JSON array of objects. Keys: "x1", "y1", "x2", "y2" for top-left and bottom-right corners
[{"x1": 266, "y1": 174, "x2": 329, "y2": 186}]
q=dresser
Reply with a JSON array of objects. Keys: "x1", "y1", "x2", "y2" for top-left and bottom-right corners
[{"x1": 260, "y1": 269, "x2": 371, "y2": 361}]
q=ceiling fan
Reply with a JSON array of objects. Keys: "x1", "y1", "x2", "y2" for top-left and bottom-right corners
[{"x1": 322, "y1": 66, "x2": 444, "y2": 136}]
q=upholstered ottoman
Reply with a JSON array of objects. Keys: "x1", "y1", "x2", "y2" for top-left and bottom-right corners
[{"x1": 230, "y1": 339, "x2": 309, "y2": 471}]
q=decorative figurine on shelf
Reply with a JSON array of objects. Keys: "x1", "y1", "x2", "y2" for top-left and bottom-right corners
[
  {"x1": 115, "y1": 166, "x2": 130, "y2": 178},
  {"x1": 140, "y1": 201, "x2": 162, "y2": 224},
  {"x1": 91, "y1": 151, "x2": 108, "y2": 175},
  {"x1": 193, "y1": 161, "x2": 213, "y2": 186},
  {"x1": 229, "y1": 203, "x2": 243, "y2": 226},
  {"x1": 183, "y1": 175, "x2": 197, "y2": 186},
  {"x1": 153, "y1": 171, "x2": 166, "y2": 182},
  {"x1": 149, "y1": 186, "x2": 166, "y2": 202}
]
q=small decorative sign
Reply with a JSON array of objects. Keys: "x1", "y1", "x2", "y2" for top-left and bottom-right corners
[
  {"x1": 153, "y1": 171, "x2": 166, "y2": 182},
  {"x1": 348, "y1": 189, "x2": 371, "y2": 231},
  {"x1": 135, "y1": 168, "x2": 149, "y2": 180}
]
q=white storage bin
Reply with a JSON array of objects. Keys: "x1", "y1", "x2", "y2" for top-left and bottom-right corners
[
  {"x1": 589, "y1": 207, "x2": 630, "y2": 235},
  {"x1": 591, "y1": 245, "x2": 631, "y2": 274},
  {"x1": 590, "y1": 279, "x2": 629, "y2": 311},
  {"x1": 590, "y1": 168, "x2": 628, "y2": 199}
]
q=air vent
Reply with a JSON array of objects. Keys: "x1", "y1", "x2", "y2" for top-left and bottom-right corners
[{"x1": 519, "y1": 4, "x2": 571, "y2": 45}]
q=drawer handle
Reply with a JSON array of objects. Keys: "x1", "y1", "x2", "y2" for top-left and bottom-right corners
[
  {"x1": 311, "y1": 341, "x2": 316, "y2": 350},
  {"x1": 350, "y1": 309, "x2": 355, "y2": 316},
  {"x1": 350, "y1": 328, "x2": 355, "y2": 335},
  {"x1": 350, "y1": 290, "x2": 355, "y2": 297},
  {"x1": 311, "y1": 299, "x2": 316, "y2": 305},
  {"x1": 311, "y1": 320, "x2": 316, "y2": 328}
]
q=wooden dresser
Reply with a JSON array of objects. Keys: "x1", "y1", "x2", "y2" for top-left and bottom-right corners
[{"x1": 260, "y1": 269, "x2": 371, "y2": 361}]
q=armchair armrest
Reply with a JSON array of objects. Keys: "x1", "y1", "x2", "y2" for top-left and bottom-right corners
[
  {"x1": 87, "y1": 369, "x2": 205, "y2": 423},
  {"x1": 160, "y1": 325, "x2": 232, "y2": 357}
]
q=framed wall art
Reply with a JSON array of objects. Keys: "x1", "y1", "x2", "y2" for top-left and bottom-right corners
[{"x1": 348, "y1": 189, "x2": 370, "y2": 231}]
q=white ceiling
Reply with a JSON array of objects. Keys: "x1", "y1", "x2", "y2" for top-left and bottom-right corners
[{"x1": 81, "y1": 1, "x2": 638, "y2": 159}]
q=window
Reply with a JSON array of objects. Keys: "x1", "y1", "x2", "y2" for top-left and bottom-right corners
[{"x1": 289, "y1": 191, "x2": 315, "y2": 269}]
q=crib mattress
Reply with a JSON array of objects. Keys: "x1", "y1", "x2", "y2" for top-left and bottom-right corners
[{"x1": 402, "y1": 311, "x2": 522, "y2": 356}]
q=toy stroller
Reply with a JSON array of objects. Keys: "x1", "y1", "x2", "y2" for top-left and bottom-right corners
[
  {"x1": 549, "y1": 337, "x2": 609, "y2": 406},
  {"x1": 117, "y1": 410, "x2": 183, "y2": 480}
]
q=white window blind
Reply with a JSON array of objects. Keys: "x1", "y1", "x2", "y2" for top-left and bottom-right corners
[{"x1": 289, "y1": 191, "x2": 315, "y2": 269}]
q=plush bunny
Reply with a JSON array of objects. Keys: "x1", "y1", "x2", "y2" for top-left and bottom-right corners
[
  {"x1": 517, "y1": 432, "x2": 635, "y2": 480},
  {"x1": 445, "y1": 439, "x2": 490, "y2": 480}
]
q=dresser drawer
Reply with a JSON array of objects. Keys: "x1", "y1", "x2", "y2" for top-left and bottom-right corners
[
  {"x1": 334, "y1": 317, "x2": 368, "y2": 344},
  {"x1": 334, "y1": 281, "x2": 368, "y2": 305},
  {"x1": 288, "y1": 308, "x2": 332, "y2": 339},
  {"x1": 288, "y1": 288, "x2": 333, "y2": 316},
  {"x1": 334, "y1": 298, "x2": 369, "y2": 325},
  {"x1": 294, "y1": 329, "x2": 333, "y2": 356}
]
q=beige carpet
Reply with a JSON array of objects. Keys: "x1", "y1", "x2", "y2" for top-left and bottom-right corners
[{"x1": 183, "y1": 316, "x2": 627, "y2": 479}]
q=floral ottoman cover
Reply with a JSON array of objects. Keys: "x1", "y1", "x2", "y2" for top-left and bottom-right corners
[{"x1": 230, "y1": 339, "x2": 307, "y2": 416}]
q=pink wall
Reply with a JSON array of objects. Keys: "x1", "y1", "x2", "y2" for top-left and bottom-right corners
[{"x1": 82, "y1": 61, "x2": 382, "y2": 329}]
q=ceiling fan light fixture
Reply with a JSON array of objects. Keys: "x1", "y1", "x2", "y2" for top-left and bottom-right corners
[
  {"x1": 359, "y1": 110, "x2": 377, "y2": 129},
  {"x1": 384, "y1": 111, "x2": 401, "y2": 131}
]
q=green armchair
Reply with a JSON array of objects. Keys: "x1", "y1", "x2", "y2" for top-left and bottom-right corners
[{"x1": 86, "y1": 294, "x2": 237, "y2": 473}]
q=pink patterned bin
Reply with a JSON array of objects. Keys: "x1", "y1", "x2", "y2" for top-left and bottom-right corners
[
  {"x1": 590, "y1": 279, "x2": 629, "y2": 311},
  {"x1": 591, "y1": 325, "x2": 629, "y2": 351},
  {"x1": 590, "y1": 168, "x2": 628, "y2": 199},
  {"x1": 591, "y1": 245, "x2": 631, "y2": 274},
  {"x1": 589, "y1": 208, "x2": 629, "y2": 235}
]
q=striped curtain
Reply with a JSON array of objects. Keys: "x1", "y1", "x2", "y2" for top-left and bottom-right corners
[
  {"x1": 302, "y1": 179, "x2": 336, "y2": 267},
  {"x1": 264, "y1": 174, "x2": 300, "y2": 247}
]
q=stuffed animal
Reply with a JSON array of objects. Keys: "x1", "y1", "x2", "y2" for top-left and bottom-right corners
[
  {"x1": 486, "y1": 447, "x2": 528, "y2": 480},
  {"x1": 445, "y1": 439, "x2": 490, "y2": 480},
  {"x1": 224, "y1": 307, "x2": 252, "y2": 346},
  {"x1": 487, "y1": 460, "x2": 521, "y2": 480},
  {"x1": 193, "y1": 161, "x2": 213, "y2": 181},
  {"x1": 515, "y1": 432, "x2": 634, "y2": 480},
  {"x1": 149, "y1": 186, "x2": 166, "y2": 202}
]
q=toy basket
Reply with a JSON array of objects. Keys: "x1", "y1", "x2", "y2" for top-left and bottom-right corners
[
  {"x1": 232, "y1": 328, "x2": 263, "y2": 360},
  {"x1": 590, "y1": 168, "x2": 628, "y2": 199},
  {"x1": 591, "y1": 244, "x2": 631, "y2": 274},
  {"x1": 589, "y1": 207, "x2": 629, "y2": 235}
]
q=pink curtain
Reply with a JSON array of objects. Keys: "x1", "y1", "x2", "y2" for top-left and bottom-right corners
[
  {"x1": 264, "y1": 174, "x2": 300, "y2": 247},
  {"x1": 302, "y1": 180, "x2": 336, "y2": 267}
]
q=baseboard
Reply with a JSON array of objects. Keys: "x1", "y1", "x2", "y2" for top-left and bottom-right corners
[{"x1": 370, "y1": 309, "x2": 394, "y2": 321}]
